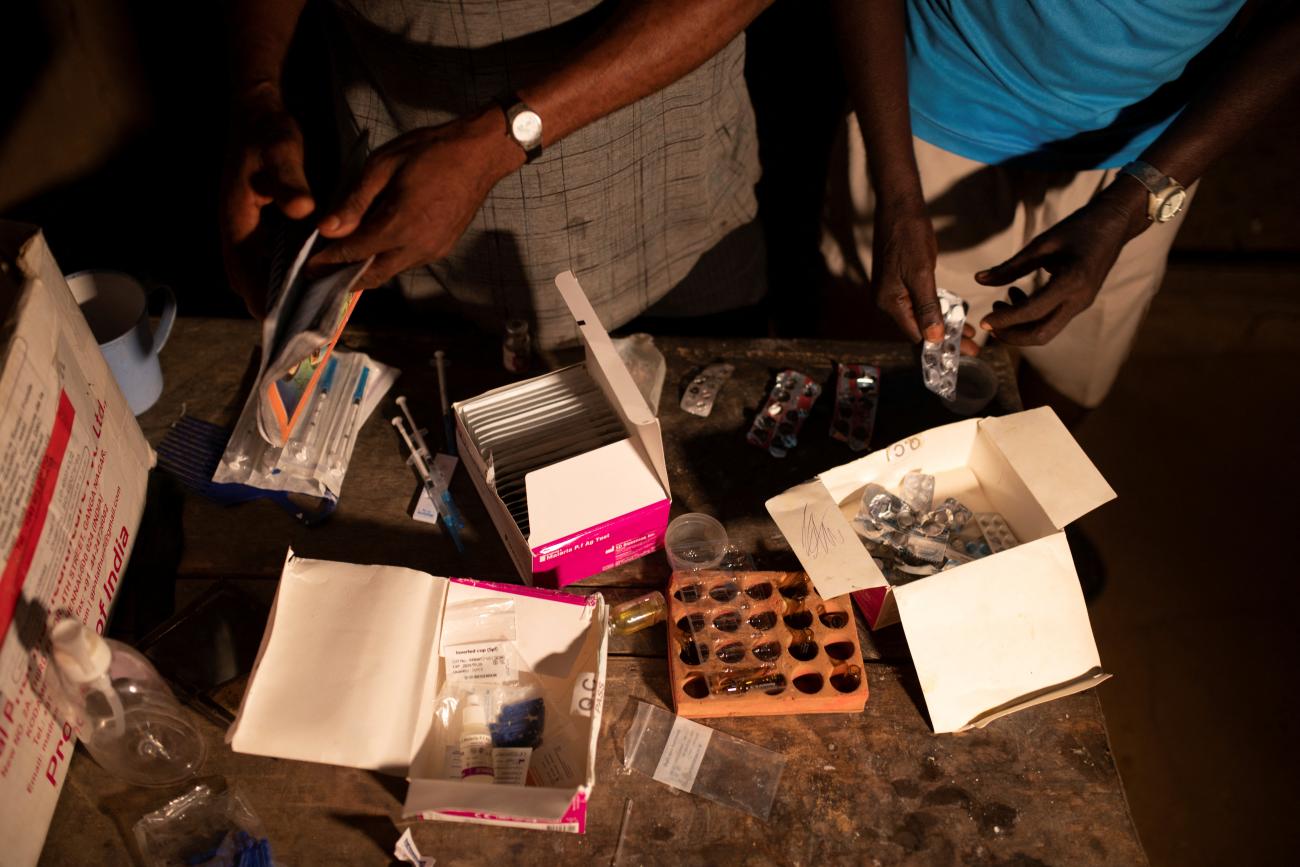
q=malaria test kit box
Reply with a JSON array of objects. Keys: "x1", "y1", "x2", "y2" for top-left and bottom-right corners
[
  {"x1": 453, "y1": 271, "x2": 671, "y2": 588},
  {"x1": 767, "y1": 408, "x2": 1116, "y2": 734},
  {"x1": 229, "y1": 550, "x2": 608, "y2": 833},
  {"x1": 0, "y1": 223, "x2": 151, "y2": 864}
]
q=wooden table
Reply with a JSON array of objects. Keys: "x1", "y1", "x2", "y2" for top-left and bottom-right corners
[{"x1": 41, "y1": 319, "x2": 1146, "y2": 865}]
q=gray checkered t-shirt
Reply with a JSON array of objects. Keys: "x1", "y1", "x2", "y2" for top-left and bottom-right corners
[{"x1": 327, "y1": 0, "x2": 765, "y2": 348}]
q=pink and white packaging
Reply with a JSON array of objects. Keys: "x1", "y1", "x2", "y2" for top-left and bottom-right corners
[
  {"x1": 454, "y1": 271, "x2": 671, "y2": 588},
  {"x1": 228, "y1": 550, "x2": 608, "y2": 833},
  {"x1": 0, "y1": 224, "x2": 151, "y2": 866},
  {"x1": 766, "y1": 408, "x2": 1117, "y2": 733}
]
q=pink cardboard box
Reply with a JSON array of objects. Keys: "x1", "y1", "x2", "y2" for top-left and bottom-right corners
[{"x1": 454, "y1": 272, "x2": 671, "y2": 588}]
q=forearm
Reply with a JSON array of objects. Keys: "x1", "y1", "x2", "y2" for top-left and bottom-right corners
[
  {"x1": 517, "y1": 0, "x2": 771, "y2": 147},
  {"x1": 1103, "y1": 2, "x2": 1300, "y2": 239},
  {"x1": 833, "y1": 0, "x2": 924, "y2": 211},
  {"x1": 229, "y1": 0, "x2": 309, "y2": 100}
]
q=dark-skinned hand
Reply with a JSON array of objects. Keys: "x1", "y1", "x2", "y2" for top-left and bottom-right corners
[
  {"x1": 873, "y1": 203, "x2": 979, "y2": 354},
  {"x1": 307, "y1": 111, "x2": 523, "y2": 290},
  {"x1": 220, "y1": 85, "x2": 315, "y2": 318},
  {"x1": 976, "y1": 184, "x2": 1147, "y2": 345}
]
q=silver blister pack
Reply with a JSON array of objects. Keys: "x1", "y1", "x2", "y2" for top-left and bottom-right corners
[
  {"x1": 974, "y1": 512, "x2": 1020, "y2": 553},
  {"x1": 681, "y1": 362, "x2": 735, "y2": 418},
  {"x1": 921, "y1": 288, "x2": 966, "y2": 400},
  {"x1": 899, "y1": 470, "x2": 935, "y2": 513}
]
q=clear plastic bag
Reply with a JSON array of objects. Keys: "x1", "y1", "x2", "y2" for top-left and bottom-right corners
[
  {"x1": 132, "y1": 782, "x2": 276, "y2": 867},
  {"x1": 623, "y1": 700, "x2": 785, "y2": 819}
]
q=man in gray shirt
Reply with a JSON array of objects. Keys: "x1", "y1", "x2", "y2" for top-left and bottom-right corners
[{"x1": 221, "y1": 0, "x2": 770, "y2": 346}]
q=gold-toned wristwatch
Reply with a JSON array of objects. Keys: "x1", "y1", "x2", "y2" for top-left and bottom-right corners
[{"x1": 1120, "y1": 160, "x2": 1187, "y2": 223}]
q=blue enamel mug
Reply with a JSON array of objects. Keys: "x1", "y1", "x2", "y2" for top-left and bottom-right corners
[{"x1": 65, "y1": 270, "x2": 177, "y2": 415}]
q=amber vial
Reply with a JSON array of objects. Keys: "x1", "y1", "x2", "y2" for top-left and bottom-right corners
[{"x1": 609, "y1": 591, "x2": 667, "y2": 636}]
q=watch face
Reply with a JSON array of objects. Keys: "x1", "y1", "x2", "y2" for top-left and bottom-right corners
[
  {"x1": 1157, "y1": 188, "x2": 1187, "y2": 222},
  {"x1": 511, "y1": 110, "x2": 543, "y2": 148}
]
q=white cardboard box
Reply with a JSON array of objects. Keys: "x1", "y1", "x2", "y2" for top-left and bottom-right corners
[
  {"x1": 228, "y1": 550, "x2": 608, "y2": 832},
  {"x1": 767, "y1": 408, "x2": 1116, "y2": 733},
  {"x1": 0, "y1": 223, "x2": 151, "y2": 865},
  {"x1": 454, "y1": 271, "x2": 671, "y2": 588}
]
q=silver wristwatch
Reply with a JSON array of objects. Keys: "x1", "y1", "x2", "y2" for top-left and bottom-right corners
[
  {"x1": 499, "y1": 95, "x2": 543, "y2": 163},
  {"x1": 1120, "y1": 160, "x2": 1187, "y2": 223}
]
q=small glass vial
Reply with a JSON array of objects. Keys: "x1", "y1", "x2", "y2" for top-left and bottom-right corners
[
  {"x1": 503, "y1": 319, "x2": 531, "y2": 373},
  {"x1": 609, "y1": 591, "x2": 667, "y2": 636}
]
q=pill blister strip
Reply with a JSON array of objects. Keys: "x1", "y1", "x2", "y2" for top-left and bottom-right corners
[
  {"x1": 974, "y1": 512, "x2": 1020, "y2": 553},
  {"x1": 746, "y1": 369, "x2": 822, "y2": 458},
  {"x1": 680, "y1": 362, "x2": 734, "y2": 418},
  {"x1": 666, "y1": 570, "x2": 867, "y2": 718},
  {"x1": 829, "y1": 363, "x2": 880, "y2": 452},
  {"x1": 921, "y1": 288, "x2": 966, "y2": 400},
  {"x1": 460, "y1": 365, "x2": 627, "y2": 536}
]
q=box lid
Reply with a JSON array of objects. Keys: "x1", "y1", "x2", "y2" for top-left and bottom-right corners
[
  {"x1": 553, "y1": 271, "x2": 670, "y2": 496},
  {"x1": 892, "y1": 532, "x2": 1110, "y2": 733}
]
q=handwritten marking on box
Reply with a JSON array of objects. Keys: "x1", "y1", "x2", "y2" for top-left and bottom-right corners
[{"x1": 652, "y1": 715, "x2": 713, "y2": 791}]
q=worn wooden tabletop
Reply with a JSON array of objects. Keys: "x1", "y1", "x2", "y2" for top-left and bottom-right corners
[{"x1": 41, "y1": 319, "x2": 1146, "y2": 865}]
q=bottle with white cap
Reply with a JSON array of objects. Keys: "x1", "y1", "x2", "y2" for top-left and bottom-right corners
[
  {"x1": 458, "y1": 693, "x2": 495, "y2": 784},
  {"x1": 49, "y1": 618, "x2": 205, "y2": 786}
]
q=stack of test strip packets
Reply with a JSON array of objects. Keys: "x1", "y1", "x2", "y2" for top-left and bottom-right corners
[
  {"x1": 459, "y1": 365, "x2": 626, "y2": 537},
  {"x1": 853, "y1": 469, "x2": 1020, "y2": 584}
]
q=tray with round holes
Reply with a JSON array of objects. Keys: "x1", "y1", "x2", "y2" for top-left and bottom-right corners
[{"x1": 666, "y1": 570, "x2": 868, "y2": 717}]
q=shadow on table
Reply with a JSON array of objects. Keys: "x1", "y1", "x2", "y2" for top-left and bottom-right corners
[{"x1": 328, "y1": 811, "x2": 400, "y2": 861}]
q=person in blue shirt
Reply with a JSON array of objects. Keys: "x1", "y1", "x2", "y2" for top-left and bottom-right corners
[{"x1": 825, "y1": 1, "x2": 1299, "y2": 412}]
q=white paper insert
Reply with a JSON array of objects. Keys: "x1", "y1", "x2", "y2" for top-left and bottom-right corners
[{"x1": 652, "y1": 716, "x2": 713, "y2": 791}]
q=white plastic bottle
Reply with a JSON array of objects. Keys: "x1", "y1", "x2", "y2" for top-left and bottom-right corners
[
  {"x1": 50, "y1": 618, "x2": 206, "y2": 786},
  {"x1": 459, "y1": 694, "x2": 495, "y2": 784}
]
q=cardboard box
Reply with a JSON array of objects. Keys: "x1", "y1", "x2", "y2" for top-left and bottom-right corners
[
  {"x1": 228, "y1": 550, "x2": 608, "y2": 832},
  {"x1": 0, "y1": 223, "x2": 151, "y2": 864},
  {"x1": 766, "y1": 408, "x2": 1116, "y2": 733},
  {"x1": 454, "y1": 271, "x2": 671, "y2": 587}
]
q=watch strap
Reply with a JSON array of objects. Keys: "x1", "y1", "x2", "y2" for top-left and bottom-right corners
[{"x1": 1120, "y1": 160, "x2": 1185, "y2": 223}]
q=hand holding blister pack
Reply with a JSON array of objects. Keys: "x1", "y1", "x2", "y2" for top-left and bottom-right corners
[{"x1": 921, "y1": 288, "x2": 966, "y2": 400}]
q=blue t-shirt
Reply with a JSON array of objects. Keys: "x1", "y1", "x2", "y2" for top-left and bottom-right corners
[{"x1": 906, "y1": 1, "x2": 1245, "y2": 169}]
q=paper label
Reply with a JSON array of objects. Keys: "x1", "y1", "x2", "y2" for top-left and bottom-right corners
[
  {"x1": 570, "y1": 671, "x2": 597, "y2": 717},
  {"x1": 445, "y1": 641, "x2": 516, "y2": 683},
  {"x1": 652, "y1": 716, "x2": 712, "y2": 792},
  {"x1": 442, "y1": 745, "x2": 462, "y2": 779},
  {"x1": 493, "y1": 747, "x2": 532, "y2": 786},
  {"x1": 394, "y1": 827, "x2": 434, "y2": 866},
  {"x1": 412, "y1": 454, "x2": 460, "y2": 524},
  {"x1": 531, "y1": 738, "x2": 578, "y2": 788}
]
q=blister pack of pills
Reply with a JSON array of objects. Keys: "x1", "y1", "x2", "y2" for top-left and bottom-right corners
[
  {"x1": 829, "y1": 363, "x2": 881, "y2": 452},
  {"x1": 680, "y1": 362, "x2": 735, "y2": 418},
  {"x1": 667, "y1": 570, "x2": 867, "y2": 718},
  {"x1": 746, "y1": 370, "x2": 822, "y2": 458},
  {"x1": 921, "y1": 288, "x2": 966, "y2": 401}
]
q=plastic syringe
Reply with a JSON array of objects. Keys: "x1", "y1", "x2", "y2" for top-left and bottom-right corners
[{"x1": 393, "y1": 415, "x2": 466, "y2": 552}]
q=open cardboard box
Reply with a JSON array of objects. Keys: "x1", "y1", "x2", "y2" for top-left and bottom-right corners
[
  {"x1": 1, "y1": 223, "x2": 152, "y2": 865},
  {"x1": 228, "y1": 550, "x2": 608, "y2": 832},
  {"x1": 454, "y1": 271, "x2": 671, "y2": 587},
  {"x1": 766, "y1": 408, "x2": 1116, "y2": 733}
]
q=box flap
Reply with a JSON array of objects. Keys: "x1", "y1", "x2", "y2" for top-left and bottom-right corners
[
  {"x1": 978, "y1": 407, "x2": 1115, "y2": 530},
  {"x1": 525, "y1": 438, "x2": 668, "y2": 546},
  {"x1": 892, "y1": 532, "x2": 1107, "y2": 733},
  {"x1": 228, "y1": 551, "x2": 447, "y2": 773},
  {"x1": 766, "y1": 479, "x2": 887, "y2": 599},
  {"x1": 553, "y1": 271, "x2": 670, "y2": 496}
]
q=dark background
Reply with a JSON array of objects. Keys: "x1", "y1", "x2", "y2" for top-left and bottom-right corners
[{"x1": 2, "y1": 2, "x2": 1298, "y2": 864}]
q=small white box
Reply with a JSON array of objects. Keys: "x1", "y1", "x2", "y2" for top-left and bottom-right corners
[
  {"x1": 228, "y1": 550, "x2": 608, "y2": 832},
  {"x1": 767, "y1": 408, "x2": 1116, "y2": 733},
  {"x1": 454, "y1": 271, "x2": 671, "y2": 588}
]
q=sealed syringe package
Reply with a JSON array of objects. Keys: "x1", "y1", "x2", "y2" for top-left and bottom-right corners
[{"x1": 215, "y1": 349, "x2": 397, "y2": 500}]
